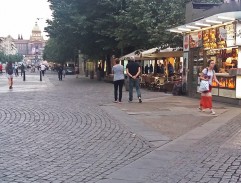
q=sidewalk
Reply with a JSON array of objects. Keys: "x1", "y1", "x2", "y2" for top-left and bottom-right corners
[
  {"x1": 98, "y1": 92, "x2": 241, "y2": 182},
  {"x1": 0, "y1": 72, "x2": 53, "y2": 93}
]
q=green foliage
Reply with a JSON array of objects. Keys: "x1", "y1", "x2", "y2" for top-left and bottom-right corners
[
  {"x1": 43, "y1": 38, "x2": 74, "y2": 64},
  {"x1": 45, "y1": 0, "x2": 224, "y2": 58},
  {"x1": 0, "y1": 51, "x2": 23, "y2": 63}
]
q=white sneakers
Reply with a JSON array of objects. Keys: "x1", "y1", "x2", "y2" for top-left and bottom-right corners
[
  {"x1": 210, "y1": 109, "x2": 216, "y2": 115},
  {"x1": 198, "y1": 107, "x2": 216, "y2": 115}
]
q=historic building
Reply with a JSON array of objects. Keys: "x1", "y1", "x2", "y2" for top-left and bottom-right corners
[
  {"x1": 0, "y1": 35, "x2": 18, "y2": 55},
  {"x1": 14, "y1": 22, "x2": 46, "y2": 64}
]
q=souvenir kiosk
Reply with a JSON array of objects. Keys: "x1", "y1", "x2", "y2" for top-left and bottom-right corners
[{"x1": 170, "y1": 6, "x2": 241, "y2": 104}]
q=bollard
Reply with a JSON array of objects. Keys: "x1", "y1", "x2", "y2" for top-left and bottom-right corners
[
  {"x1": 23, "y1": 71, "x2": 26, "y2": 81},
  {"x1": 40, "y1": 71, "x2": 42, "y2": 81}
]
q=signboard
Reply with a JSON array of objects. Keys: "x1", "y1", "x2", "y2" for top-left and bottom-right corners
[
  {"x1": 217, "y1": 26, "x2": 227, "y2": 48},
  {"x1": 189, "y1": 31, "x2": 202, "y2": 48},
  {"x1": 236, "y1": 22, "x2": 241, "y2": 46},
  {"x1": 183, "y1": 34, "x2": 189, "y2": 51},
  {"x1": 226, "y1": 24, "x2": 235, "y2": 47}
]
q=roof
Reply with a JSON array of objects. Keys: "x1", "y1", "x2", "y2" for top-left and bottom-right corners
[{"x1": 169, "y1": 11, "x2": 241, "y2": 34}]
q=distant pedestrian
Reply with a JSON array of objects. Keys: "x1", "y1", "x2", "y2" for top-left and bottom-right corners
[
  {"x1": 41, "y1": 64, "x2": 46, "y2": 76},
  {"x1": 144, "y1": 64, "x2": 149, "y2": 74},
  {"x1": 63, "y1": 66, "x2": 66, "y2": 78},
  {"x1": 167, "y1": 62, "x2": 174, "y2": 77},
  {"x1": 14, "y1": 65, "x2": 19, "y2": 76},
  {"x1": 75, "y1": 65, "x2": 79, "y2": 78},
  {"x1": 149, "y1": 64, "x2": 153, "y2": 73},
  {"x1": 160, "y1": 64, "x2": 165, "y2": 75},
  {"x1": 5, "y1": 61, "x2": 14, "y2": 89},
  {"x1": 126, "y1": 56, "x2": 142, "y2": 103},
  {"x1": 199, "y1": 60, "x2": 222, "y2": 115},
  {"x1": 112, "y1": 58, "x2": 124, "y2": 103},
  {"x1": 20, "y1": 63, "x2": 25, "y2": 76},
  {"x1": 58, "y1": 65, "x2": 63, "y2": 81}
]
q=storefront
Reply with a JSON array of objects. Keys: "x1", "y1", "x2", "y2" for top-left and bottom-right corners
[{"x1": 170, "y1": 10, "x2": 241, "y2": 104}]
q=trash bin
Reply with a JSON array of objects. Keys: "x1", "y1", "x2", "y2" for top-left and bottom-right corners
[{"x1": 124, "y1": 74, "x2": 129, "y2": 91}]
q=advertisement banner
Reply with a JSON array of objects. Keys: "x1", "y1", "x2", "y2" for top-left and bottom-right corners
[
  {"x1": 183, "y1": 34, "x2": 189, "y2": 51},
  {"x1": 236, "y1": 22, "x2": 241, "y2": 46},
  {"x1": 217, "y1": 26, "x2": 227, "y2": 48},
  {"x1": 189, "y1": 31, "x2": 202, "y2": 48},
  {"x1": 226, "y1": 24, "x2": 235, "y2": 47}
]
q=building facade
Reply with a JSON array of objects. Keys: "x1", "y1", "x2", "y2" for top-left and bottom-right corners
[
  {"x1": 14, "y1": 22, "x2": 46, "y2": 65},
  {"x1": 0, "y1": 35, "x2": 18, "y2": 55}
]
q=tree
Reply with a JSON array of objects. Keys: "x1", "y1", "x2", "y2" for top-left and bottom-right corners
[
  {"x1": 43, "y1": 38, "x2": 74, "y2": 64},
  {"x1": 45, "y1": 0, "x2": 225, "y2": 59},
  {"x1": 0, "y1": 51, "x2": 23, "y2": 63}
]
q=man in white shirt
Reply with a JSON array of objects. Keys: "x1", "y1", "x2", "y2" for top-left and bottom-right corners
[{"x1": 41, "y1": 64, "x2": 46, "y2": 76}]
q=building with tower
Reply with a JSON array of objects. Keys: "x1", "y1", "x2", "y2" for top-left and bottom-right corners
[{"x1": 14, "y1": 22, "x2": 46, "y2": 65}]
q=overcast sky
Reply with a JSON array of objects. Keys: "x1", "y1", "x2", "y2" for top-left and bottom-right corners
[{"x1": 0, "y1": 0, "x2": 52, "y2": 40}]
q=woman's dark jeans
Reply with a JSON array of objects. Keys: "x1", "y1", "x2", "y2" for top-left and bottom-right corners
[{"x1": 114, "y1": 79, "x2": 124, "y2": 102}]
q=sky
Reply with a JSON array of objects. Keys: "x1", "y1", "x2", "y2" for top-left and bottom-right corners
[{"x1": 0, "y1": 0, "x2": 53, "y2": 40}]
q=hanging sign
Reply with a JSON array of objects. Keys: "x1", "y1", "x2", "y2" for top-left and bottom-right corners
[
  {"x1": 183, "y1": 34, "x2": 189, "y2": 51},
  {"x1": 236, "y1": 22, "x2": 241, "y2": 46},
  {"x1": 226, "y1": 23, "x2": 235, "y2": 47},
  {"x1": 217, "y1": 26, "x2": 227, "y2": 48},
  {"x1": 189, "y1": 31, "x2": 202, "y2": 48}
]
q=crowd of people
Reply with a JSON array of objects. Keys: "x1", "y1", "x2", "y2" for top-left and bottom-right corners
[{"x1": 144, "y1": 62, "x2": 174, "y2": 77}]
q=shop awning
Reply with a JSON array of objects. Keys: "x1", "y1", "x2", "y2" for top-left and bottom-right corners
[
  {"x1": 119, "y1": 49, "x2": 147, "y2": 60},
  {"x1": 141, "y1": 47, "x2": 183, "y2": 59},
  {"x1": 169, "y1": 11, "x2": 241, "y2": 34}
]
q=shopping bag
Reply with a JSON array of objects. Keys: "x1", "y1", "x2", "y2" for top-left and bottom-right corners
[{"x1": 199, "y1": 80, "x2": 209, "y2": 92}]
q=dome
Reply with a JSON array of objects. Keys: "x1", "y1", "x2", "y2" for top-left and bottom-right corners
[{"x1": 32, "y1": 22, "x2": 41, "y2": 32}]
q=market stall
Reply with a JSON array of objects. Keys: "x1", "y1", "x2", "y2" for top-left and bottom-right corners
[
  {"x1": 169, "y1": 10, "x2": 241, "y2": 101},
  {"x1": 138, "y1": 47, "x2": 183, "y2": 93}
]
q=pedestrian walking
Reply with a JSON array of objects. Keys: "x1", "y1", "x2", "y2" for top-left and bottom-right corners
[
  {"x1": 63, "y1": 66, "x2": 66, "y2": 78},
  {"x1": 58, "y1": 65, "x2": 63, "y2": 81},
  {"x1": 5, "y1": 61, "x2": 14, "y2": 89},
  {"x1": 20, "y1": 63, "x2": 25, "y2": 76},
  {"x1": 41, "y1": 64, "x2": 46, "y2": 76},
  {"x1": 126, "y1": 56, "x2": 142, "y2": 103},
  {"x1": 14, "y1": 65, "x2": 19, "y2": 76},
  {"x1": 199, "y1": 59, "x2": 222, "y2": 115},
  {"x1": 112, "y1": 58, "x2": 124, "y2": 103}
]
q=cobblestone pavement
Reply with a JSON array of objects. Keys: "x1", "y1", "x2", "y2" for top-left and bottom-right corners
[
  {"x1": 1, "y1": 72, "x2": 241, "y2": 183},
  {"x1": 141, "y1": 113, "x2": 241, "y2": 183},
  {"x1": 0, "y1": 73, "x2": 159, "y2": 183}
]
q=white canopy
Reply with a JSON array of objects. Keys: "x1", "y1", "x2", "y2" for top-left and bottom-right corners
[
  {"x1": 141, "y1": 47, "x2": 183, "y2": 59},
  {"x1": 120, "y1": 49, "x2": 148, "y2": 60}
]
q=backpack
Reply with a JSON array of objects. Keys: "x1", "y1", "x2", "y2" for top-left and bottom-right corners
[{"x1": 7, "y1": 66, "x2": 13, "y2": 75}]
